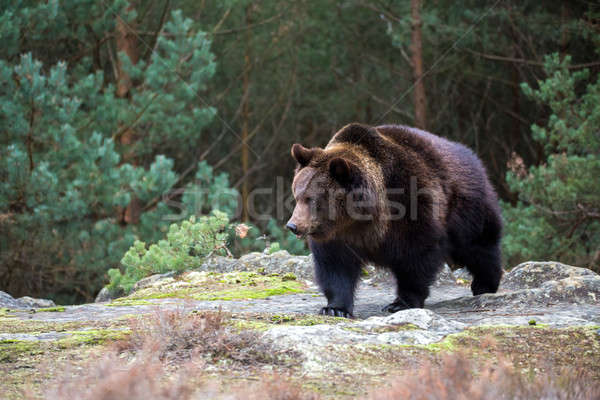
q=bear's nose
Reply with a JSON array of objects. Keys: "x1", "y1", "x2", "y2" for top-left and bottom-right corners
[{"x1": 286, "y1": 222, "x2": 298, "y2": 234}]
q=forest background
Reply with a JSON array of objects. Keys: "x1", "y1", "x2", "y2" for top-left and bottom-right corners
[{"x1": 1, "y1": 0, "x2": 599, "y2": 303}]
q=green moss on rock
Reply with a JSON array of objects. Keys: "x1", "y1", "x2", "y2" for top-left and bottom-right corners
[
  {"x1": 0, "y1": 308, "x2": 15, "y2": 318},
  {"x1": 0, "y1": 340, "x2": 44, "y2": 362},
  {"x1": 35, "y1": 306, "x2": 66, "y2": 313},
  {"x1": 229, "y1": 312, "x2": 349, "y2": 332},
  {"x1": 106, "y1": 299, "x2": 153, "y2": 307},
  {"x1": 125, "y1": 271, "x2": 307, "y2": 301},
  {"x1": 57, "y1": 329, "x2": 129, "y2": 347},
  {"x1": 281, "y1": 273, "x2": 297, "y2": 281},
  {"x1": 0, "y1": 318, "x2": 91, "y2": 335},
  {"x1": 230, "y1": 319, "x2": 272, "y2": 332}
]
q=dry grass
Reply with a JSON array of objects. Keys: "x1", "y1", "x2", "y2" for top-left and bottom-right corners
[
  {"x1": 35, "y1": 307, "x2": 307, "y2": 400},
  {"x1": 227, "y1": 375, "x2": 320, "y2": 400},
  {"x1": 116, "y1": 307, "x2": 293, "y2": 366},
  {"x1": 41, "y1": 352, "x2": 195, "y2": 400},
  {"x1": 41, "y1": 357, "x2": 316, "y2": 400},
  {"x1": 39, "y1": 348, "x2": 598, "y2": 400},
  {"x1": 368, "y1": 351, "x2": 600, "y2": 400}
]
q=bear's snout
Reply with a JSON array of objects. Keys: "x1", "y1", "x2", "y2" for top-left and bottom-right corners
[
  {"x1": 286, "y1": 222, "x2": 298, "y2": 235},
  {"x1": 287, "y1": 202, "x2": 312, "y2": 237}
]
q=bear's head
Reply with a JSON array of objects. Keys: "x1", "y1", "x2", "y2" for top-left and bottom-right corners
[{"x1": 286, "y1": 142, "x2": 381, "y2": 242}]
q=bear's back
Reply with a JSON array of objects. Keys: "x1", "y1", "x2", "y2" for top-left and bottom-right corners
[
  {"x1": 329, "y1": 123, "x2": 472, "y2": 171},
  {"x1": 375, "y1": 124, "x2": 472, "y2": 169},
  {"x1": 328, "y1": 123, "x2": 495, "y2": 203},
  {"x1": 375, "y1": 125, "x2": 490, "y2": 195}
]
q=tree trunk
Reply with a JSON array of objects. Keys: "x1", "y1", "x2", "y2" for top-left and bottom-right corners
[
  {"x1": 116, "y1": 3, "x2": 141, "y2": 225},
  {"x1": 241, "y1": 5, "x2": 252, "y2": 222},
  {"x1": 410, "y1": 0, "x2": 427, "y2": 130},
  {"x1": 559, "y1": 3, "x2": 569, "y2": 60},
  {"x1": 115, "y1": 4, "x2": 139, "y2": 98}
]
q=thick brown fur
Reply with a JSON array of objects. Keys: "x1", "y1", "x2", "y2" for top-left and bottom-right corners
[{"x1": 288, "y1": 123, "x2": 503, "y2": 317}]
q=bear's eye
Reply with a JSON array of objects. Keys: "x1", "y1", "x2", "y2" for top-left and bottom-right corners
[{"x1": 305, "y1": 196, "x2": 312, "y2": 203}]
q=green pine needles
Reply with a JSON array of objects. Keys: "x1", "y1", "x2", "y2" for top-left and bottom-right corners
[
  {"x1": 503, "y1": 54, "x2": 600, "y2": 270},
  {"x1": 106, "y1": 211, "x2": 308, "y2": 296},
  {"x1": 0, "y1": 3, "x2": 222, "y2": 303},
  {"x1": 107, "y1": 212, "x2": 230, "y2": 295}
]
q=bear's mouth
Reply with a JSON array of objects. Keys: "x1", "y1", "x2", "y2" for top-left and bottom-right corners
[{"x1": 304, "y1": 228, "x2": 325, "y2": 239}]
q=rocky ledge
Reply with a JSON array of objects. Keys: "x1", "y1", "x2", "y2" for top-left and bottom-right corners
[
  {"x1": 0, "y1": 292, "x2": 56, "y2": 309},
  {"x1": 1, "y1": 254, "x2": 599, "y2": 398}
]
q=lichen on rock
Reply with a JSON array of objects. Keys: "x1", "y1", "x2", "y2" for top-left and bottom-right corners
[{"x1": 121, "y1": 270, "x2": 307, "y2": 301}]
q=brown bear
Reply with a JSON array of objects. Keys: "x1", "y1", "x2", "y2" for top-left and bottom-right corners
[{"x1": 287, "y1": 123, "x2": 503, "y2": 318}]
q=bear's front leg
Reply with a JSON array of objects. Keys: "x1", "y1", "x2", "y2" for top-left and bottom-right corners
[{"x1": 310, "y1": 240, "x2": 362, "y2": 318}]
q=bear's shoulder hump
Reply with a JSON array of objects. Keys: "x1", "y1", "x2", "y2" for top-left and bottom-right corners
[{"x1": 329, "y1": 123, "x2": 380, "y2": 147}]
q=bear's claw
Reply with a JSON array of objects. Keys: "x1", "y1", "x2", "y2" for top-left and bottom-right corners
[
  {"x1": 382, "y1": 299, "x2": 411, "y2": 313},
  {"x1": 319, "y1": 307, "x2": 353, "y2": 318}
]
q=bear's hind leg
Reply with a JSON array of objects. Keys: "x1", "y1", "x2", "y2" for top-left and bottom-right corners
[
  {"x1": 310, "y1": 240, "x2": 363, "y2": 318},
  {"x1": 454, "y1": 243, "x2": 502, "y2": 295},
  {"x1": 450, "y1": 203, "x2": 503, "y2": 296}
]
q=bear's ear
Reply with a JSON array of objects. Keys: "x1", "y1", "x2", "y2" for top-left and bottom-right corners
[
  {"x1": 328, "y1": 157, "x2": 355, "y2": 186},
  {"x1": 291, "y1": 144, "x2": 315, "y2": 167}
]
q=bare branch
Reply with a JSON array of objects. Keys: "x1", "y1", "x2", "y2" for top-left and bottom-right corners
[{"x1": 463, "y1": 48, "x2": 600, "y2": 69}]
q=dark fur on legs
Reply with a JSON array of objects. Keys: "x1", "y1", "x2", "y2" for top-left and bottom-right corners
[
  {"x1": 383, "y1": 247, "x2": 445, "y2": 312},
  {"x1": 453, "y1": 242, "x2": 503, "y2": 295},
  {"x1": 310, "y1": 240, "x2": 362, "y2": 318},
  {"x1": 448, "y1": 202, "x2": 503, "y2": 295}
]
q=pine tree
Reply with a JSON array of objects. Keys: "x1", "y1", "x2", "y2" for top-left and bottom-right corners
[
  {"x1": 503, "y1": 54, "x2": 600, "y2": 270},
  {"x1": 0, "y1": 2, "x2": 226, "y2": 303}
]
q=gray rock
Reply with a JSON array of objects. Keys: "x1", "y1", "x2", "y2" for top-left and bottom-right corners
[
  {"x1": 0, "y1": 291, "x2": 21, "y2": 309},
  {"x1": 131, "y1": 271, "x2": 176, "y2": 292},
  {"x1": 362, "y1": 266, "x2": 393, "y2": 283},
  {"x1": 433, "y1": 280, "x2": 596, "y2": 312},
  {"x1": 453, "y1": 267, "x2": 472, "y2": 281},
  {"x1": 365, "y1": 263, "x2": 454, "y2": 287},
  {"x1": 122, "y1": 253, "x2": 456, "y2": 299},
  {"x1": 501, "y1": 261, "x2": 598, "y2": 290},
  {"x1": 0, "y1": 291, "x2": 56, "y2": 309},
  {"x1": 430, "y1": 262, "x2": 600, "y2": 327},
  {"x1": 0, "y1": 326, "x2": 129, "y2": 342},
  {"x1": 265, "y1": 309, "x2": 465, "y2": 373},
  {"x1": 433, "y1": 264, "x2": 456, "y2": 287},
  {"x1": 0, "y1": 332, "x2": 69, "y2": 341},
  {"x1": 17, "y1": 296, "x2": 56, "y2": 308},
  {"x1": 361, "y1": 308, "x2": 466, "y2": 334},
  {"x1": 446, "y1": 308, "x2": 599, "y2": 327},
  {"x1": 94, "y1": 287, "x2": 114, "y2": 303},
  {"x1": 198, "y1": 250, "x2": 314, "y2": 280}
]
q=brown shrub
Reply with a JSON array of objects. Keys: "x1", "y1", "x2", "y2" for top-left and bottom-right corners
[
  {"x1": 116, "y1": 307, "x2": 292, "y2": 366},
  {"x1": 41, "y1": 358, "x2": 315, "y2": 400},
  {"x1": 37, "y1": 307, "x2": 306, "y2": 400},
  {"x1": 230, "y1": 375, "x2": 320, "y2": 400},
  {"x1": 41, "y1": 352, "x2": 195, "y2": 400},
  {"x1": 368, "y1": 352, "x2": 600, "y2": 400}
]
